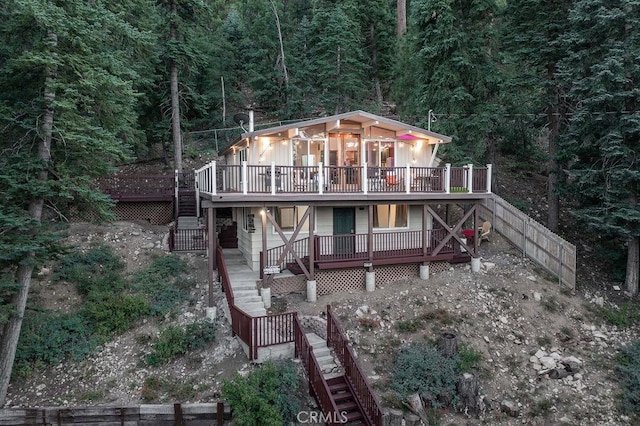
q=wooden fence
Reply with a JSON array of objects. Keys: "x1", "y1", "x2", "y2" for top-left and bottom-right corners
[
  {"x1": 480, "y1": 195, "x2": 576, "y2": 289},
  {"x1": 0, "y1": 402, "x2": 230, "y2": 426}
]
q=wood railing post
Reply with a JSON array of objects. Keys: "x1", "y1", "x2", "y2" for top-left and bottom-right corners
[
  {"x1": 318, "y1": 162, "x2": 324, "y2": 194},
  {"x1": 271, "y1": 162, "x2": 276, "y2": 195},
  {"x1": 242, "y1": 161, "x2": 248, "y2": 194},
  {"x1": 467, "y1": 163, "x2": 473, "y2": 194},
  {"x1": 211, "y1": 161, "x2": 217, "y2": 195},
  {"x1": 445, "y1": 163, "x2": 451, "y2": 194},
  {"x1": 362, "y1": 162, "x2": 368, "y2": 194},
  {"x1": 406, "y1": 163, "x2": 411, "y2": 193},
  {"x1": 486, "y1": 163, "x2": 492, "y2": 193}
]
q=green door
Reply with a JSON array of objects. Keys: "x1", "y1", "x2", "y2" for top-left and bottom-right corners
[{"x1": 333, "y1": 208, "x2": 355, "y2": 255}]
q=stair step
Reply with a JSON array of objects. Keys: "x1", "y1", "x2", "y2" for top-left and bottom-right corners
[
  {"x1": 312, "y1": 346, "x2": 330, "y2": 358},
  {"x1": 332, "y1": 391, "x2": 354, "y2": 403},
  {"x1": 329, "y1": 382, "x2": 349, "y2": 393},
  {"x1": 336, "y1": 401, "x2": 358, "y2": 412},
  {"x1": 236, "y1": 301, "x2": 265, "y2": 311},
  {"x1": 345, "y1": 411, "x2": 363, "y2": 422},
  {"x1": 326, "y1": 376, "x2": 347, "y2": 386}
]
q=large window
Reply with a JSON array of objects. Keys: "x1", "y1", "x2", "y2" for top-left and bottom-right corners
[
  {"x1": 373, "y1": 204, "x2": 408, "y2": 229},
  {"x1": 273, "y1": 206, "x2": 309, "y2": 232}
]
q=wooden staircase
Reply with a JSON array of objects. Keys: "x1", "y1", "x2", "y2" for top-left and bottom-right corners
[
  {"x1": 327, "y1": 376, "x2": 367, "y2": 425},
  {"x1": 177, "y1": 190, "x2": 197, "y2": 217}
]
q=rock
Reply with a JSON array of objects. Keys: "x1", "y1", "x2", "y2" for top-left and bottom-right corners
[
  {"x1": 500, "y1": 400, "x2": 520, "y2": 417},
  {"x1": 540, "y1": 356, "x2": 557, "y2": 369},
  {"x1": 534, "y1": 349, "x2": 547, "y2": 359},
  {"x1": 613, "y1": 285, "x2": 621, "y2": 291},
  {"x1": 549, "y1": 368, "x2": 569, "y2": 379},
  {"x1": 385, "y1": 409, "x2": 404, "y2": 426},
  {"x1": 561, "y1": 356, "x2": 583, "y2": 372},
  {"x1": 594, "y1": 297, "x2": 604, "y2": 307},
  {"x1": 483, "y1": 262, "x2": 496, "y2": 270},
  {"x1": 141, "y1": 242, "x2": 155, "y2": 249},
  {"x1": 526, "y1": 275, "x2": 537, "y2": 282},
  {"x1": 499, "y1": 316, "x2": 508, "y2": 324},
  {"x1": 533, "y1": 292, "x2": 542, "y2": 301}
]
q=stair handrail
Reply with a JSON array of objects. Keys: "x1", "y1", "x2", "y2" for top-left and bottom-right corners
[
  {"x1": 293, "y1": 315, "x2": 342, "y2": 424},
  {"x1": 264, "y1": 237, "x2": 310, "y2": 271},
  {"x1": 326, "y1": 305, "x2": 384, "y2": 426}
]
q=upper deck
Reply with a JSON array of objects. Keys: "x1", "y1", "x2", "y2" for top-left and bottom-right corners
[{"x1": 196, "y1": 162, "x2": 492, "y2": 207}]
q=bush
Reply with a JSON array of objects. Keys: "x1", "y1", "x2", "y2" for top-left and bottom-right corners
[
  {"x1": 616, "y1": 341, "x2": 640, "y2": 415},
  {"x1": 133, "y1": 254, "x2": 193, "y2": 316},
  {"x1": 15, "y1": 310, "x2": 97, "y2": 372},
  {"x1": 222, "y1": 360, "x2": 301, "y2": 426},
  {"x1": 596, "y1": 302, "x2": 640, "y2": 328},
  {"x1": 146, "y1": 320, "x2": 216, "y2": 366},
  {"x1": 82, "y1": 293, "x2": 150, "y2": 340},
  {"x1": 392, "y1": 343, "x2": 458, "y2": 408},
  {"x1": 53, "y1": 244, "x2": 126, "y2": 295}
]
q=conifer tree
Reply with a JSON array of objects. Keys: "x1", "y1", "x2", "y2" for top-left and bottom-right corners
[
  {"x1": 0, "y1": 0, "x2": 154, "y2": 403},
  {"x1": 559, "y1": 0, "x2": 640, "y2": 295}
]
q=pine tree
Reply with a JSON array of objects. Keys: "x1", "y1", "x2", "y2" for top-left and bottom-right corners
[
  {"x1": 502, "y1": 0, "x2": 573, "y2": 232},
  {"x1": 394, "y1": 0, "x2": 505, "y2": 164},
  {"x1": 0, "y1": 0, "x2": 154, "y2": 403},
  {"x1": 559, "y1": 0, "x2": 640, "y2": 295}
]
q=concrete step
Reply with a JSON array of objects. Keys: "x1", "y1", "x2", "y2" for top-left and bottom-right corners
[
  {"x1": 177, "y1": 216, "x2": 200, "y2": 229},
  {"x1": 233, "y1": 289, "x2": 261, "y2": 298},
  {"x1": 230, "y1": 282, "x2": 259, "y2": 291},
  {"x1": 236, "y1": 301, "x2": 266, "y2": 312},
  {"x1": 312, "y1": 346, "x2": 330, "y2": 358},
  {"x1": 243, "y1": 308, "x2": 267, "y2": 317},
  {"x1": 234, "y1": 295, "x2": 263, "y2": 304}
]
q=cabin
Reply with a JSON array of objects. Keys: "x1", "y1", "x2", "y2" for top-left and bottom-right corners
[{"x1": 195, "y1": 110, "x2": 493, "y2": 300}]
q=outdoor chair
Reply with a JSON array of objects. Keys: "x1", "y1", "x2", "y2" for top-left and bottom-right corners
[{"x1": 478, "y1": 221, "x2": 492, "y2": 243}]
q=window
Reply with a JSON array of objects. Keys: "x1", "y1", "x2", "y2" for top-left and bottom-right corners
[
  {"x1": 273, "y1": 206, "x2": 309, "y2": 232},
  {"x1": 373, "y1": 204, "x2": 408, "y2": 229}
]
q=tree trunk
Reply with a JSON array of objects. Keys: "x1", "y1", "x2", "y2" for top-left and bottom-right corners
[
  {"x1": 0, "y1": 30, "x2": 57, "y2": 406},
  {"x1": 437, "y1": 332, "x2": 458, "y2": 358},
  {"x1": 370, "y1": 23, "x2": 383, "y2": 107},
  {"x1": 269, "y1": 0, "x2": 288, "y2": 88},
  {"x1": 397, "y1": 0, "x2": 407, "y2": 36},
  {"x1": 626, "y1": 235, "x2": 639, "y2": 296},
  {"x1": 546, "y1": 62, "x2": 560, "y2": 233},
  {"x1": 170, "y1": 0, "x2": 182, "y2": 173},
  {"x1": 456, "y1": 373, "x2": 480, "y2": 415}
]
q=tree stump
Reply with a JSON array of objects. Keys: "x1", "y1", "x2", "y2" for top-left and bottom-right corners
[
  {"x1": 437, "y1": 332, "x2": 458, "y2": 358},
  {"x1": 456, "y1": 372, "x2": 480, "y2": 415}
]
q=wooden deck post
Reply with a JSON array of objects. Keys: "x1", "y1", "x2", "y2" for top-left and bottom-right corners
[
  {"x1": 207, "y1": 207, "x2": 217, "y2": 308},
  {"x1": 368, "y1": 205, "x2": 373, "y2": 263},
  {"x1": 309, "y1": 206, "x2": 315, "y2": 279}
]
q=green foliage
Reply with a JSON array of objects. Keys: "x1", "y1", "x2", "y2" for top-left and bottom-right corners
[
  {"x1": 15, "y1": 311, "x2": 97, "y2": 374},
  {"x1": 53, "y1": 244, "x2": 127, "y2": 295},
  {"x1": 616, "y1": 341, "x2": 640, "y2": 415},
  {"x1": 594, "y1": 302, "x2": 640, "y2": 328},
  {"x1": 82, "y1": 293, "x2": 150, "y2": 340},
  {"x1": 457, "y1": 344, "x2": 482, "y2": 372},
  {"x1": 391, "y1": 343, "x2": 458, "y2": 407},
  {"x1": 146, "y1": 320, "x2": 216, "y2": 366},
  {"x1": 222, "y1": 360, "x2": 301, "y2": 426},
  {"x1": 396, "y1": 318, "x2": 423, "y2": 333},
  {"x1": 132, "y1": 254, "x2": 193, "y2": 316}
]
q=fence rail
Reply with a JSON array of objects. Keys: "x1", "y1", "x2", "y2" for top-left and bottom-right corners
[
  {"x1": 0, "y1": 403, "x2": 230, "y2": 426},
  {"x1": 480, "y1": 194, "x2": 576, "y2": 289},
  {"x1": 327, "y1": 305, "x2": 383, "y2": 426},
  {"x1": 169, "y1": 226, "x2": 207, "y2": 252}
]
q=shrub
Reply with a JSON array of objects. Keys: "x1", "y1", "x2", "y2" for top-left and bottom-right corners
[
  {"x1": 616, "y1": 341, "x2": 640, "y2": 415},
  {"x1": 222, "y1": 360, "x2": 301, "y2": 426},
  {"x1": 15, "y1": 310, "x2": 97, "y2": 372},
  {"x1": 146, "y1": 320, "x2": 216, "y2": 366},
  {"x1": 133, "y1": 254, "x2": 193, "y2": 316},
  {"x1": 82, "y1": 293, "x2": 150, "y2": 340},
  {"x1": 141, "y1": 376, "x2": 202, "y2": 402},
  {"x1": 457, "y1": 344, "x2": 482, "y2": 372},
  {"x1": 596, "y1": 302, "x2": 640, "y2": 328},
  {"x1": 396, "y1": 318, "x2": 422, "y2": 333},
  {"x1": 53, "y1": 244, "x2": 126, "y2": 295},
  {"x1": 391, "y1": 343, "x2": 458, "y2": 408}
]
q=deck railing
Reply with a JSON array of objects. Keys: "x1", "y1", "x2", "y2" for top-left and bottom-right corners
[
  {"x1": 168, "y1": 226, "x2": 207, "y2": 252},
  {"x1": 251, "y1": 312, "x2": 297, "y2": 360},
  {"x1": 327, "y1": 305, "x2": 383, "y2": 426},
  {"x1": 195, "y1": 162, "x2": 491, "y2": 196},
  {"x1": 96, "y1": 174, "x2": 174, "y2": 201},
  {"x1": 294, "y1": 315, "x2": 342, "y2": 425},
  {"x1": 264, "y1": 237, "x2": 310, "y2": 271}
]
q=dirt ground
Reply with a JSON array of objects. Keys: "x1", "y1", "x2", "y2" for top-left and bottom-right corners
[{"x1": 4, "y1": 219, "x2": 639, "y2": 425}]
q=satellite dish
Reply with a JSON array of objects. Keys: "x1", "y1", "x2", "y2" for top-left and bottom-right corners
[{"x1": 233, "y1": 113, "x2": 250, "y2": 132}]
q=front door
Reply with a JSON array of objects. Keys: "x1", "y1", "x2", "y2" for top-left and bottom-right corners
[{"x1": 333, "y1": 208, "x2": 355, "y2": 255}]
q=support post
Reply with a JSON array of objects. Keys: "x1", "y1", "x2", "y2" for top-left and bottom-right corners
[
  {"x1": 271, "y1": 162, "x2": 276, "y2": 195},
  {"x1": 242, "y1": 161, "x2": 248, "y2": 194},
  {"x1": 363, "y1": 162, "x2": 368, "y2": 194},
  {"x1": 207, "y1": 207, "x2": 217, "y2": 307},
  {"x1": 368, "y1": 205, "x2": 374, "y2": 262},
  {"x1": 420, "y1": 263, "x2": 430, "y2": 280},
  {"x1": 406, "y1": 163, "x2": 411, "y2": 193},
  {"x1": 445, "y1": 163, "x2": 451, "y2": 194},
  {"x1": 486, "y1": 164, "x2": 492, "y2": 193},
  {"x1": 318, "y1": 162, "x2": 324, "y2": 195},
  {"x1": 262, "y1": 208, "x2": 268, "y2": 274},
  {"x1": 195, "y1": 169, "x2": 200, "y2": 217},
  {"x1": 467, "y1": 163, "x2": 473, "y2": 194},
  {"x1": 309, "y1": 206, "x2": 315, "y2": 280},
  {"x1": 211, "y1": 160, "x2": 217, "y2": 195}
]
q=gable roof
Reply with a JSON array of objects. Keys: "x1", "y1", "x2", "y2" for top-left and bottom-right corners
[{"x1": 225, "y1": 110, "x2": 451, "y2": 153}]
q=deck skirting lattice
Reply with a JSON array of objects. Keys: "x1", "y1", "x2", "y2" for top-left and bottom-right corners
[
  {"x1": 114, "y1": 201, "x2": 173, "y2": 225},
  {"x1": 267, "y1": 261, "x2": 450, "y2": 296}
]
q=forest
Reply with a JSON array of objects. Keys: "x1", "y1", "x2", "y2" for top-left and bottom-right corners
[{"x1": 0, "y1": 0, "x2": 639, "y2": 406}]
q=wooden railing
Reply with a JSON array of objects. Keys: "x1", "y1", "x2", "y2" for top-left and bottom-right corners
[
  {"x1": 294, "y1": 316, "x2": 342, "y2": 424},
  {"x1": 169, "y1": 226, "x2": 207, "y2": 252},
  {"x1": 327, "y1": 305, "x2": 383, "y2": 426},
  {"x1": 251, "y1": 312, "x2": 296, "y2": 360},
  {"x1": 264, "y1": 237, "x2": 310, "y2": 271},
  {"x1": 96, "y1": 174, "x2": 174, "y2": 201},
  {"x1": 195, "y1": 163, "x2": 491, "y2": 196}
]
